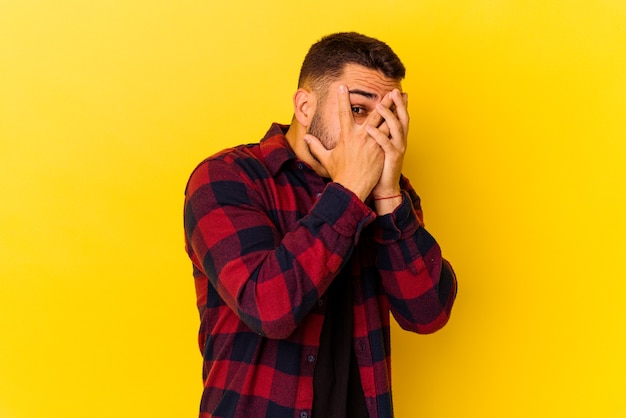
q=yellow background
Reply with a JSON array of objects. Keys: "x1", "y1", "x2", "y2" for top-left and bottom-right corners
[{"x1": 1, "y1": 0, "x2": 625, "y2": 417}]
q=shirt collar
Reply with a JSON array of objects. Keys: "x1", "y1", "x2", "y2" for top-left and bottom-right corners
[{"x1": 260, "y1": 123, "x2": 298, "y2": 176}]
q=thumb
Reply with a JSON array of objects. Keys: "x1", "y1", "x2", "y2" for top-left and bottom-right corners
[{"x1": 303, "y1": 134, "x2": 331, "y2": 166}]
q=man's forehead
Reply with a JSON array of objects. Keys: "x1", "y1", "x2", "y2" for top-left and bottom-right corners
[
  {"x1": 336, "y1": 64, "x2": 402, "y2": 98},
  {"x1": 348, "y1": 89, "x2": 378, "y2": 100}
]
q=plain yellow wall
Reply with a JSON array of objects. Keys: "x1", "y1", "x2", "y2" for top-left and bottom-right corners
[{"x1": 1, "y1": 0, "x2": 625, "y2": 417}]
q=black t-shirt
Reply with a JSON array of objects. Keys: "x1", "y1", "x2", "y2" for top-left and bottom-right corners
[{"x1": 312, "y1": 270, "x2": 369, "y2": 417}]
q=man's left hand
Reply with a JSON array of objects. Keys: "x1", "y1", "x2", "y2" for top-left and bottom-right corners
[{"x1": 366, "y1": 89, "x2": 409, "y2": 213}]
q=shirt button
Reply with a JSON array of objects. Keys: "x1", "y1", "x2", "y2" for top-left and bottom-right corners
[
  {"x1": 300, "y1": 412, "x2": 309, "y2": 418},
  {"x1": 306, "y1": 354, "x2": 316, "y2": 364},
  {"x1": 297, "y1": 163, "x2": 304, "y2": 170},
  {"x1": 317, "y1": 299, "x2": 324, "y2": 307}
]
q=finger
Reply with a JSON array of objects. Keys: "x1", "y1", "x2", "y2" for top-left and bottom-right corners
[
  {"x1": 392, "y1": 90, "x2": 409, "y2": 136},
  {"x1": 376, "y1": 102, "x2": 403, "y2": 141},
  {"x1": 376, "y1": 120, "x2": 391, "y2": 138},
  {"x1": 303, "y1": 134, "x2": 331, "y2": 166},
  {"x1": 337, "y1": 85, "x2": 353, "y2": 135},
  {"x1": 364, "y1": 91, "x2": 394, "y2": 129},
  {"x1": 366, "y1": 125, "x2": 395, "y2": 153}
]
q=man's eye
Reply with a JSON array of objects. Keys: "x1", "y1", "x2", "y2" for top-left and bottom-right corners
[{"x1": 351, "y1": 106, "x2": 366, "y2": 115}]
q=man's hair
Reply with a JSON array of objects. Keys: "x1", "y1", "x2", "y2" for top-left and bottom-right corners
[{"x1": 297, "y1": 32, "x2": 406, "y2": 94}]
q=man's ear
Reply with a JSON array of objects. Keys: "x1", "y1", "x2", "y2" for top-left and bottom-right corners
[{"x1": 293, "y1": 88, "x2": 316, "y2": 127}]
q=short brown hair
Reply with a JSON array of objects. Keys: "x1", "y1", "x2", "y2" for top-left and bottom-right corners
[{"x1": 297, "y1": 32, "x2": 406, "y2": 94}]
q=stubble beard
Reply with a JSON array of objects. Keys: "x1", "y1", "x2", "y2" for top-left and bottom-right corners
[{"x1": 308, "y1": 108, "x2": 337, "y2": 151}]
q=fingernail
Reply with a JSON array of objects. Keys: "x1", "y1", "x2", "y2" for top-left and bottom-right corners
[{"x1": 338, "y1": 85, "x2": 347, "y2": 93}]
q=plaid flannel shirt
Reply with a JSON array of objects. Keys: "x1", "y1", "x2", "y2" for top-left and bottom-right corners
[{"x1": 184, "y1": 124, "x2": 457, "y2": 418}]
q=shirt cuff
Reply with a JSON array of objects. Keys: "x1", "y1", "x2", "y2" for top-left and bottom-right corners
[
  {"x1": 310, "y1": 182, "x2": 376, "y2": 241},
  {"x1": 374, "y1": 191, "x2": 421, "y2": 243}
]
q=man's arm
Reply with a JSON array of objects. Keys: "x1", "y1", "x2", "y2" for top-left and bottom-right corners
[
  {"x1": 359, "y1": 86, "x2": 456, "y2": 331},
  {"x1": 184, "y1": 157, "x2": 375, "y2": 339},
  {"x1": 374, "y1": 176, "x2": 457, "y2": 334}
]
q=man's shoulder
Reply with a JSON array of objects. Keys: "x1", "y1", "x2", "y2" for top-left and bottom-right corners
[
  {"x1": 184, "y1": 143, "x2": 266, "y2": 197},
  {"x1": 187, "y1": 142, "x2": 264, "y2": 182},
  {"x1": 206, "y1": 142, "x2": 263, "y2": 165},
  {"x1": 185, "y1": 124, "x2": 293, "y2": 193}
]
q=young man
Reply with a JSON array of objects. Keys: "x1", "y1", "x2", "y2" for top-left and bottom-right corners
[{"x1": 184, "y1": 32, "x2": 457, "y2": 418}]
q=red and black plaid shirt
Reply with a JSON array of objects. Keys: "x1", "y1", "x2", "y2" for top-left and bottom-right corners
[{"x1": 183, "y1": 124, "x2": 457, "y2": 418}]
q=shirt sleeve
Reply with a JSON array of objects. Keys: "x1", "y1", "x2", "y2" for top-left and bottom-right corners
[
  {"x1": 184, "y1": 157, "x2": 375, "y2": 339},
  {"x1": 373, "y1": 176, "x2": 457, "y2": 334}
]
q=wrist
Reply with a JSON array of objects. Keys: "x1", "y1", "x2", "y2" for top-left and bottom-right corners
[
  {"x1": 373, "y1": 192, "x2": 403, "y2": 215},
  {"x1": 372, "y1": 187, "x2": 401, "y2": 200},
  {"x1": 332, "y1": 181, "x2": 371, "y2": 202},
  {"x1": 373, "y1": 193, "x2": 402, "y2": 201}
]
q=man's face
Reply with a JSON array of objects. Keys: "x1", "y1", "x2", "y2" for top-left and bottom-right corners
[{"x1": 307, "y1": 63, "x2": 402, "y2": 150}]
